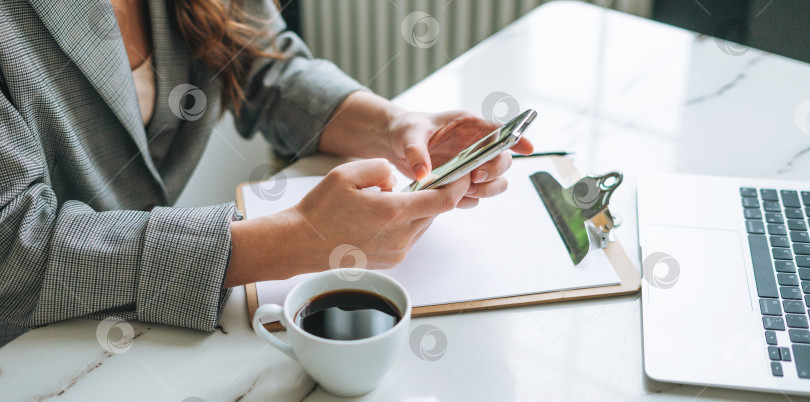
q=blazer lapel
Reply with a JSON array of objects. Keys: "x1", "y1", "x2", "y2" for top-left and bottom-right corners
[{"x1": 28, "y1": 0, "x2": 168, "y2": 200}]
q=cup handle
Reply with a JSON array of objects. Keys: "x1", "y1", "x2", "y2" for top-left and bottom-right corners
[{"x1": 252, "y1": 304, "x2": 297, "y2": 361}]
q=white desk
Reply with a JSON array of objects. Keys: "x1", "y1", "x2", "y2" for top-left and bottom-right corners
[{"x1": 3, "y1": 2, "x2": 810, "y2": 400}]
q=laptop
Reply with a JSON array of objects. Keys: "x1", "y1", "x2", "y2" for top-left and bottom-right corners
[{"x1": 638, "y1": 173, "x2": 810, "y2": 395}]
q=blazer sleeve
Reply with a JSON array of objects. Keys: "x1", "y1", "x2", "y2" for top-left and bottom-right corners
[
  {"x1": 232, "y1": 0, "x2": 369, "y2": 158},
  {"x1": 0, "y1": 91, "x2": 236, "y2": 332}
]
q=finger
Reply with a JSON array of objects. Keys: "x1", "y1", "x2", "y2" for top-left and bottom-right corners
[
  {"x1": 398, "y1": 174, "x2": 471, "y2": 218},
  {"x1": 409, "y1": 215, "x2": 434, "y2": 228},
  {"x1": 510, "y1": 137, "x2": 534, "y2": 155},
  {"x1": 428, "y1": 111, "x2": 497, "y2": 146},
  {"x1": 465, "y1": 177, "x2": 508, "y2": 199},
  {"x1": 370, "y1": 219, "x2": 432, "y2": 266},
  {"x1": 400, "y1": 127, "x2": 432, "y2": 181},
  {"x1": 471, "y1": 152, "x2": 512, "y2": 183},
  {"x1": 407, "y1": 219, "x2": 434, "y2": 248},
  {"x1": 407, "y1": 216, "x2": 434, "y2": 238},
  {"x1": 437, "y1": 112, "x2": 499, "y2": 142},
  {"x1": 423, "y1": 112, "x2": 499, "y2": 168},
  {"x1": 331, "y1": 158, "x2": 397, "y2": 190},
  {"x1": 456, "y1": 197, "x2": 480, "y2": 209}
]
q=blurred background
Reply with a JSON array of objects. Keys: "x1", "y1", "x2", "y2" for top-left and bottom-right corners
[
  {"x1": 284, "y1": 0, "x2": 653, "y2": 98},
  {"x1": 280, "y1": 0, "x2": 810, "y2": 99}
]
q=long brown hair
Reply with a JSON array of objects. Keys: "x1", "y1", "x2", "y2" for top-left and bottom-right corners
[{"x1": 168, "y1": 0, "x2": 283, "y2": 117}]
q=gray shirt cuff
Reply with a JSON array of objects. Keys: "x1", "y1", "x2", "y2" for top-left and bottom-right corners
[{"x1": 138, "y1": 202, "x2": 237, "y2": 332}]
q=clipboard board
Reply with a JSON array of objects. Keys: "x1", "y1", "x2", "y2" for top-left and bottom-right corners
[{"x1": 236, "y1": 156, "x2": 640, "y2": 332}]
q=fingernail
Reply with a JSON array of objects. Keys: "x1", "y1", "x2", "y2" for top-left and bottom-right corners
[
  {"x1": 412, "y1": 163, "x2": 427, "y2": 180},
  {"x1": 474, "y1": 170, "x2": 487, "y2": 183}
]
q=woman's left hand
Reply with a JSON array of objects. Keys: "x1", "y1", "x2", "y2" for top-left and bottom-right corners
[{"x1": 385, "y1": 110, "x2": 534, "y2": 208}]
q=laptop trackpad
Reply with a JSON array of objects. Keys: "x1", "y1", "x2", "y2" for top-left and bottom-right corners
[{"x1": 645, "y1": 225, "x2": 753, "y2": 312}]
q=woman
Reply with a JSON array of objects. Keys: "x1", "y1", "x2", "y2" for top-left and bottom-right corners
[{"x1": 0, "y1": 0, "x2": 532, "y2": 342}]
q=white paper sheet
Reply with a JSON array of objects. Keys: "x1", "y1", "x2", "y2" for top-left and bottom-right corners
[{"x1": 243, "y1": 158, "x2": 621, "y2": 323}]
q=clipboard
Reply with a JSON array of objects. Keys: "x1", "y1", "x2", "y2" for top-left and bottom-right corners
[{"x1": 236, "y1": 156, "x2": 640, "y2": 332}]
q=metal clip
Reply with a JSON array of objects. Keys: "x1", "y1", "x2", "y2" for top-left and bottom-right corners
[{"x1": 530, "y1": 171, "x2": 623, "y2": 264}]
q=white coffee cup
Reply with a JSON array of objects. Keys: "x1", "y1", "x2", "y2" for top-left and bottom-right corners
[{"x1": 252, "y1": 269, "x2": 412, "y2": 397}]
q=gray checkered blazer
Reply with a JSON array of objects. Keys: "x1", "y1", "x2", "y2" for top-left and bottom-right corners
[{"x1": 0, "y1": 0, "x2": 364, "y2": 339}]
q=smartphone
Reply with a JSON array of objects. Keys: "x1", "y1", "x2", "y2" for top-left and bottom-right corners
[{"x1": 406, "y1": 109, "x2": 537, "y2": 191}]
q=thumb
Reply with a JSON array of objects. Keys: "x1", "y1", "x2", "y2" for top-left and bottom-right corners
[
  {"x1": 401, "y1": 128, "x2": 432, "y2": 181},
  {"x1": 401, "y1": 173, "x2": 471, "y2": 218},
  {"x1": 333, "y1": 158, "x2": 397, "y2": 190}
]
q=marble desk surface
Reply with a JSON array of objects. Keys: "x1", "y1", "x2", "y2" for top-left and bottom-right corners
[{"x1": 3, "y1": 2, "x2": 810, "y2": 401}]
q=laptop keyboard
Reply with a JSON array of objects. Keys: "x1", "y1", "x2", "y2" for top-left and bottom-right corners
[{"x1": 741, "y1": 187, "x2": 810, "y2": 378}]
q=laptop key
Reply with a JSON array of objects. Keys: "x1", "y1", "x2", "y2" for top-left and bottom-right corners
[
  {"x1": 769, "y1": 224, "x2": 788, "y2": 236},
  {"x1": 791, "y1": 329, "x2": 810, "y2": 343},
  {"x1": 796, "y1": 244, "x2": 810, "y2": 255},
  {"x1": 773, "y1": 248, "x2": 794, "y2": 260},
  {"x1": 799, "y1": 268, "x2": 810, "y2": 280},
  {"x1": 803, "y1": 281, "x2": 810, "y2": 294},
  {"x1": 781, "y1": 347, "x2": 792, "y2": 361},
  {"x1": 803, "y1": 191, "x2": 810, "y2": 206},
  {"x1": 806, "y1": 295, "x2": 810, "y2": 308},
  {"x1": 775, "y1": 261, "x2": 796, "y2": 273},
  {"x1": 742, "y1": 198, "x2": 760, "y2": 208},
  {"x1": 746, "y1": 221, "x2": 766, "y2": 234},
  {"x1": 784, "y1": 300, "x2": 806, "y2": 314},
  {"x1": 769, "y1": 346, "x2": 782, "y2": 360},
  {"x1": 740, "y1": 187, "x2": 757, "y2": 197},
  {"x1": 764, "y1": 316, "x2": 786, "y2": 330},
  {"x1": 745, "y1": 209, "x2": 763, "y2": 220},
  {"x1": 790, "y1": 220, "x2": 809, "y2": 231},
  {"x1": 807, "y1": 207, "x2": 810, "y2": 218},
  {"x1": 782, "y1": 286, "x2": 802, "y2": 299},
  {"x1": 772, "y1": 361, "x2": 784, "y2": 377},
  {"x1": 766, "y1": 330, "x2": 778, "y2": 345},
  {"x1": 761, "y1": 189, "x2": 779, "y2": 201},
  {"x1": 778, "y1": 273, "x2": 800, "y2": 286},
  {"x1": 798, "y1": 256, "x2": 810, "y2": 268},
  {"x1": 764, "y1": 202, "x2": 782, "y2": 212},
  {"x1": 766, "y1": 213, "x2": 785, "y2": 224},
  {"x1": 794, "y1": 344, "x2": 810, "y2": 378},
  {"x1": 787, "y1": 314, "x2": 809, "y2": 328},
  {"x1": 760, "y1": 299, "x2": 783, "y2": 315},
  {"x1": 771, "y1": 236, "x2": 790, "y2": 248},
  {"x1": 786, "y1": 208, "x2": 805, "y2": 220},
  {"x1": 749, "y1": 235, "x2": 779, "y2": 297},
  {"x1": 782, "y1": 191, "x2": 802, "y2": 208},
  {"x1": 792, "y1": 231, "x2": 810, "y2": 243}
]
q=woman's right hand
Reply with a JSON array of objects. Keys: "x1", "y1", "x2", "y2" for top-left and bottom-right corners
[{"x1": 225, "y1": 159, "x2": 471, "y2": 286}]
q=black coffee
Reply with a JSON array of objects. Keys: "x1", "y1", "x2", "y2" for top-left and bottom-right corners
[{"x1": 295, "y1": 290, "x2": 402, "y2": 341}]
